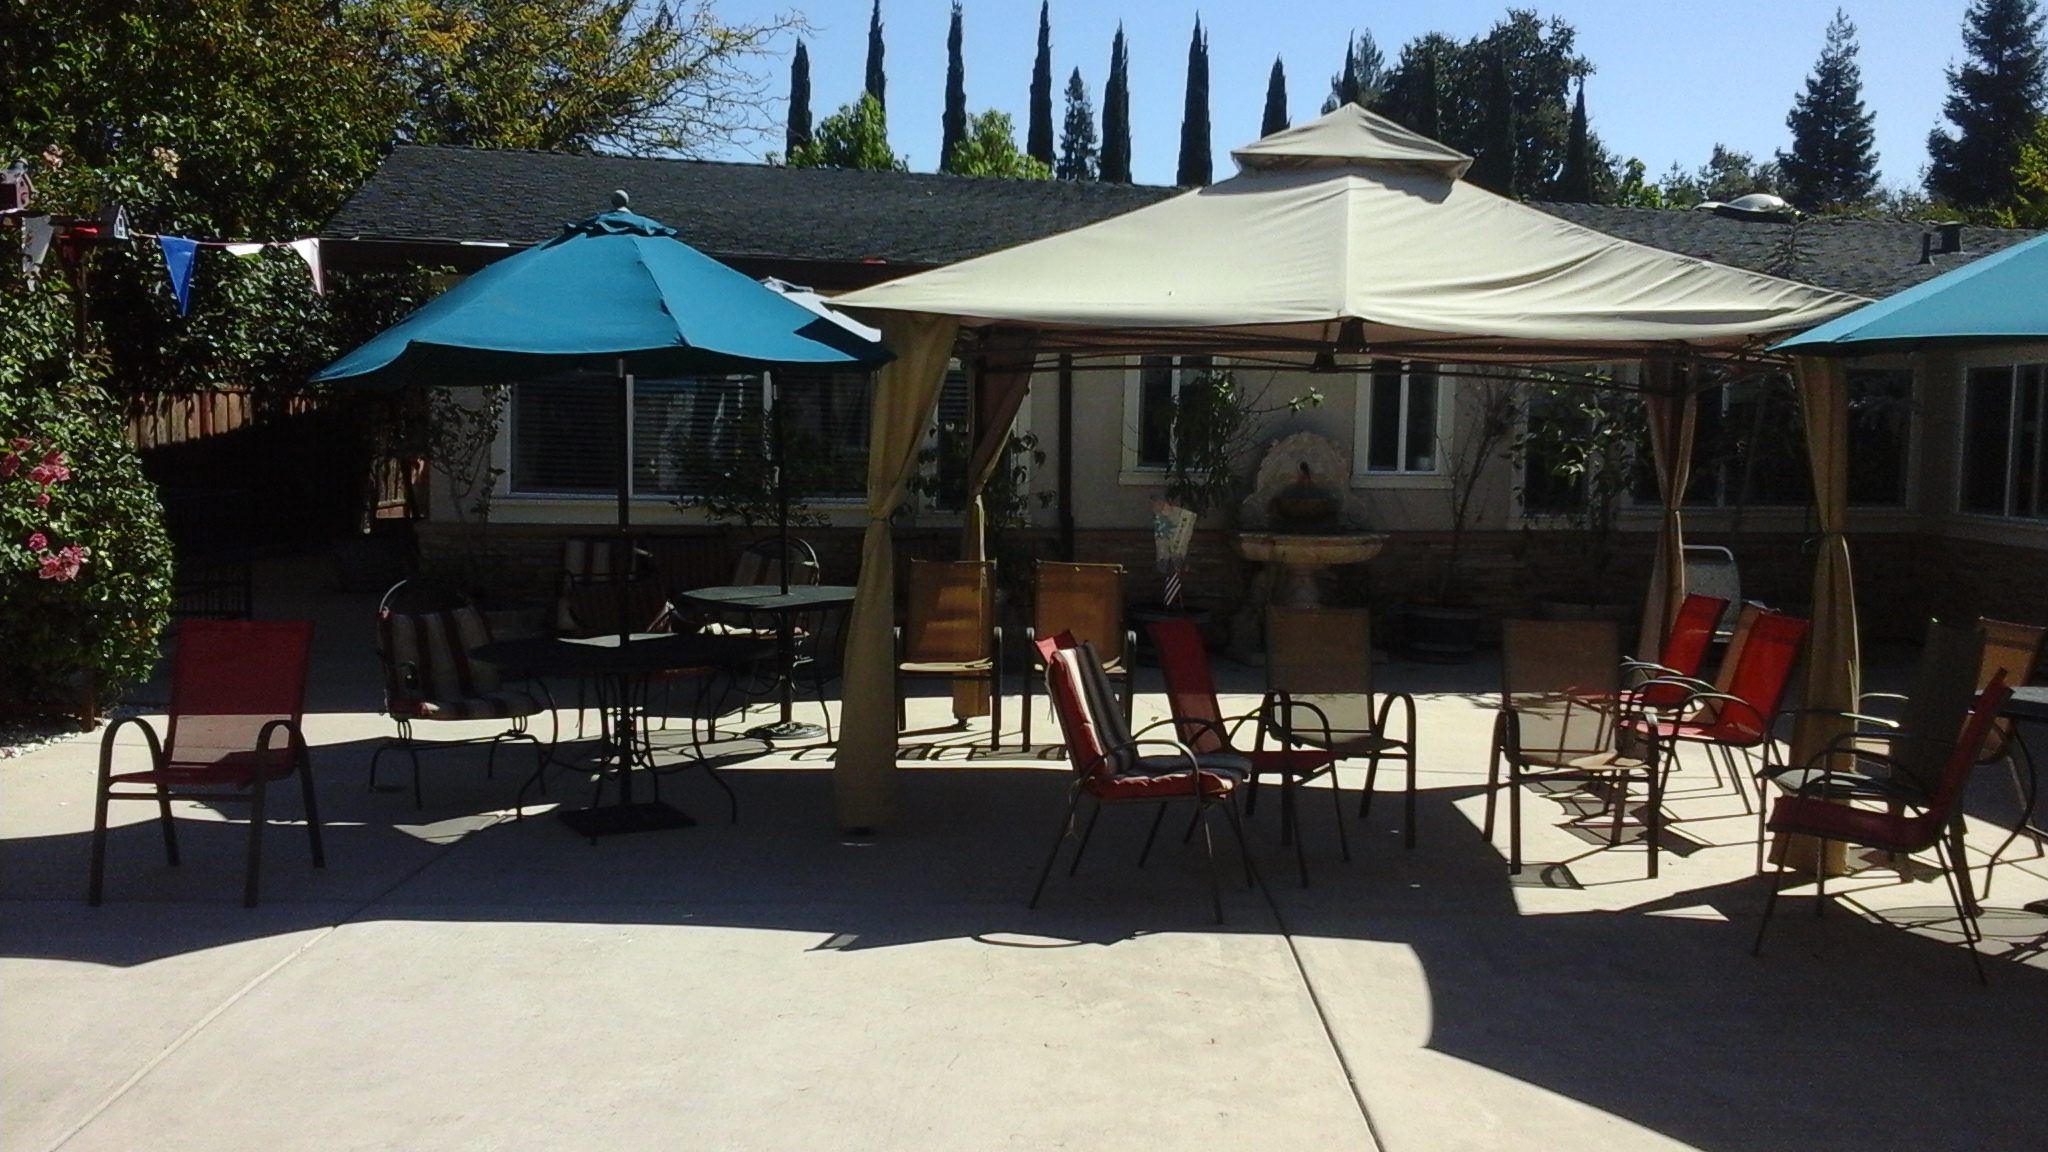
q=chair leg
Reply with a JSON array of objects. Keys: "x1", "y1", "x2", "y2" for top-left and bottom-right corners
[
  {"x1": 156, "y1": 781, "x2": 180, "y2": 866},
  {"x1": 1029, "y1": 791, "x2": 1087, "y2": 910},
  {"x1": 1022, "y1": 672, "x2": 1034, "y2": 749},
  {"x1": 989, "y1": 678, "x2": 1003, "y2": 751},
  {"x1": 1403, "y1": 753, "x2": 1418, "y2": 850},
  {"x1": 243, "y1": 781, "x2": 267, "y2": 909},
  {"x1": 705, "y1": 761, "x2": 740, "y2": 824},
  {"x1": 1069, "y1": 803, "x2": 1104, "y2": 877},
  {"x1": 1482, "y1": 740, "x2": 1502, "y2": 841},
  {"x1": 1329, "y1": 767, "x2": 1352, "y2": 863},
  {"x1": 1813, "y1": 837, "x2": 1828, "y2": 917},
  {"x1": 1139, "y1": 801, "x2": 1169, "y2": 867},
  {"x1": 1222, "y1": 793, "x2": 1255, "y2": 887},
  {"x1": 1357, "y1": 751, "x2": 1380, "y2": 820},
  {"x1": 298, "y1": 752, "x2": 324, "y2": 868},
  {"x1": 88, "y1": 779, "x2": 112, "y2": 907},
  {"x1": 1645, "y1": 765, "x2": 1662, "y2": 880},
  {"x1": 1752, "y1": 850, "x2": 1789, "y2": 956},
  {"x1": 1932, "y1": 838, "x2": 1989, "y2": 985},
  {"x1": 1199, "y1": 802, "x2": 1224, "y2": 924},
  {"x1": 1507, "y1": 763, "x2": 1523, "y2": 874}
]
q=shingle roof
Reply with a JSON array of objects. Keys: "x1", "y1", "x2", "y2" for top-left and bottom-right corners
[
  {"x1": 1533, "y1": 201, "x2": 2043, "y2": 300},
  {"x1": 323, "y1": 145, "x2": 2044, "y2": 299},
  {"x1": 321, "y1": 145, "x2": 1178, "y2": 267}
]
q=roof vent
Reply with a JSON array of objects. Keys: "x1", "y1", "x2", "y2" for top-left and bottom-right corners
[
  {"x1": 1919, "y1": 222, "x2": 1966, "y2": 264},
  {"x1": 1697, "y1": 192, "x2": 1799, "y2": 223}
]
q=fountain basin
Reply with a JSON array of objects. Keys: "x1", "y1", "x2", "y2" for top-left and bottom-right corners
[{"x1": 1233, "y1": 532, "x2": 1388, "y2": 610}]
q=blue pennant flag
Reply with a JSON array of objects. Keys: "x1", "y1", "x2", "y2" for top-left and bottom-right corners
[{"x1": 157, "y1": 235, "x2": 199, "y2": 316}]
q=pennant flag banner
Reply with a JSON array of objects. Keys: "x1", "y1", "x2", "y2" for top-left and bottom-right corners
[
  {"x1": 157, "y1": 235, "x2": 199, "y2": 316},
  {"x1": 223, "y1": 242, "x2": 264, "y2": 257},
  {"x1": 289, "y1": 237, "x2": 323, "y2": 294},
  {"x1": 20, "y1": 215, "x2": 53, "y2": 287}
]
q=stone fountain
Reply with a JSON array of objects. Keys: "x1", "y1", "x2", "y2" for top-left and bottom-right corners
[{"x1": 1229, "y1": 433, "x2": 1387, "y2": 658}]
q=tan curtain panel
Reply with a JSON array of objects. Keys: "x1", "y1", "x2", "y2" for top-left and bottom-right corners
[
  {"x1": 1789, "y1": 355, "x2": 1860, "y2": 769},
  {"x1": 833, "y1": 312, "x2": 960, "y2": 830},
  {"x1": 1635, "y1": 360, "x2": 1696, "y2": 661}
]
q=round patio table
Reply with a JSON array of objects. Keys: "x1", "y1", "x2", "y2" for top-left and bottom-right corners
[
  {"x1": 472, "y1": 632, "x2": 771, "y2": 839},
  {"x1": 678, "y1": 584, "x2": 856, "y2": 743}
]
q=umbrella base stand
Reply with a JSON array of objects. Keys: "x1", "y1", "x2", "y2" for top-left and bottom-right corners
[
  {"x1": 745, "y1": 720, "x2": 828, "y2": 743},
  {"x1": 559, "y1": 801, "x2": 695, "y2": 840}
]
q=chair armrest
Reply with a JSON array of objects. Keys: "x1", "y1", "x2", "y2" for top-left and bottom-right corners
[
  {"x1": 1792, "y1": 708, "x2": 1899, "y2": 729},
  {"x1": 255, "y1": 718, "x2": 309, "y2": 759},
  {"x1": 98, "y1": 715, "x2": 165, "y2": 778},
  {"x1": 1263, "y1": 694, "x2": 1337, "y2": 747},
  {"x1": 1106, "y1": 737, "x2": 1202, "y2": 778},
  {"x1": 1375, "y1": 691, "x2": 1418, "y2": 750},
  {"x1": 1136, "y1": 715, "x2": 1227, "y2": 750}
]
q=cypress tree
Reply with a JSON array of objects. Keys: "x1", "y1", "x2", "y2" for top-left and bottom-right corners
[
  {"x1": 1058, "y1": 67, "x2": 1098, "y2": 180},
  {"x1": 1473, "y1": 50, "x2": 1516, "y2": 196},
  {"x1": 1417, "y1": 43, "x2": 1441, "y2": 140},
  {"x1": 1928, "y1": 0, "x2": 2047, "y2": 209},
  {"x1": 1560, "y1": 80, "x2": 1591, "y2": 201},
  {"x1": 786, "y1": 40, "x2": 813, "y2": 158},
  {"x1": 941, "y1": 2, "x2": 967, "y2": 172},
  {"x1": 1028, "y1": 1, "x2": 1056, "y2": 168},
  {"x1": 1262, "y1": 57, "x2": 1289, "y2": 137},
  {"x1": 865, "y1": 0, "x2": 887, "y2": 111},
  {"x1": 1779, "y1": 10, "x2": 1880, "y2": 210},
  {"x1": 1101, "y1": 24, "x2": 1131, "y2": 182},
  {"x1": 1176, "y1": 16, "x2": 1211, "y2": 186}
]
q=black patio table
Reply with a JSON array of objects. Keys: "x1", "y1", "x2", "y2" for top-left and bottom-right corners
[
  {"x1": 472, "y1": 632, "x2": 771, "y2": 839},
  {"x1": 678, "y1": 584, "x2": 857, "y2": 743}
]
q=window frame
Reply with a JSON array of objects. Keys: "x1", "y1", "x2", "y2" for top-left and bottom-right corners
[
  {"x1": 1958, "y1": 361, "x2": 2048, "y2": 522},
  {"x1": 1117, "y1": 354, "x2": 1216, "y2": 484},
  {"x1": 1351, "y1": 359, "x2": 1452, "y2": 490}
]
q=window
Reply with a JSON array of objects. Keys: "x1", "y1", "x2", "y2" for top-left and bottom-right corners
[
  {"x1": 1359, "y1": 360, "x2": 1442, "y2": 475},
  {"x1": 1845, "y1": 368, "x2": 1912, "y2": 506},
  {"x1": 1132, "y1": 355, "x2": 1213, "y2": 469},
  {"x1": 1962, "y1": 364, "x2": 2048, "y2": 519},
  {"x1": 508, "y1": 369, "x2": 872, "y2": 499}
]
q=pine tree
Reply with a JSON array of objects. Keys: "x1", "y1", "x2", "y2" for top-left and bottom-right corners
[
  {"x1": 1058, "y1": 67, "x2": 1097, "y2": 180},
  {"x1": 941, "y1": 2, "x2": 967, "y2": 172},
  {"x1": 1101, "y1": 24, "x2": 1131, "y2": 182},
  {"x1": 1927, "y1": 0, "x2": 2045, "y2": 209},
  {"x1": 786, "y1": 40, "x2": 813, "y2": 158},
  {"x1": 1323, "y1": 31, "x2": 1386, "y2": 113},
  {"x1": 1262, "y1": 57, "x2": 1289, "y2": 137},
  {"x1": 865, "y1": 0, "x2": 887, "y2": 111},
  {"x1": 1559, "y1": 80, "x2": 1591, "y2": 201},
  {"x1": 1028, "y1": 1, "x2": 1055, "y2": 168},
  {"x1": 1778, "y1": 10, "x2": 1879, "y2": 210},
  {"x1": 1176, "y1": 16, "x2": 1211, "y2": 186}
]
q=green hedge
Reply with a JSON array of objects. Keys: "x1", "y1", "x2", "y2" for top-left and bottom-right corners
[{"x1": 0, "y1": 383, "x2": 174, "y2": 716}]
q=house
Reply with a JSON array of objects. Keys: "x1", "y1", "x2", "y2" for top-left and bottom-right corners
[{"x1": 321, "y1": 145, "x2": 2048, "y2": 636}]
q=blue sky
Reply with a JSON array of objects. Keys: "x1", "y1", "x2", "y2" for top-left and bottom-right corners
[{"x1": 713, "y1": 0, "x2": 1976, "y2": 190}]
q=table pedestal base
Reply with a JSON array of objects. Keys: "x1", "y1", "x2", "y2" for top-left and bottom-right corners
[
  {"x1": 559, "y1": 801, "x2": 694, "y2": 839},
  {"x1": 746, "y1": 719, "x2": 827, "y2": 743}
]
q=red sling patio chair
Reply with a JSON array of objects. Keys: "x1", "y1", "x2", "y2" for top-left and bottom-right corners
[
  {"x1": 1149, "y1": 615, "x2": 1344, "y2": 887},
  {"x1": 1029, "y1": 642, "x2": 1252, "y2": 922},
  {"x1": 1622, "y1": 592, "x2": 1731, "y2": 711},
  {"x1": 1629, "y1": 609, "x2": 1810, "y2": 816},
  {"x1": 1022, "y1": 561, "x2": 1136, "y2": 749},
  {"x1": 90, "y1": 619, "x2": 322, "y2": 908},
  {"x1": 1752, "y1": 675, "x2": 2012, "y2": 985}
]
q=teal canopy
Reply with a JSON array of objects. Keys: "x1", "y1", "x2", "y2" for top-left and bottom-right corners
[
  {"x1": 313, "y1": 206, "x2": 891, "y2": 386},
  {"x1": 1774, "y1": 233, "x2": 2048, "y2": 356}
]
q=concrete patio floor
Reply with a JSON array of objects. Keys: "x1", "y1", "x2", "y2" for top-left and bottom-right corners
[{"x1": 5, "y1": 557, "x2": 2047, "y2": 1152}]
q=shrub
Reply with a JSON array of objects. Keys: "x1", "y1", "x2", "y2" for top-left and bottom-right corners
[{"x1": 0, "y1": 383, "x2": 174, "y2": 716}]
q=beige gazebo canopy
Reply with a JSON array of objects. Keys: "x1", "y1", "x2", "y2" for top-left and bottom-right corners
[{"x1": 828, "y1": 106, "x2": 1869, "y2": 830}]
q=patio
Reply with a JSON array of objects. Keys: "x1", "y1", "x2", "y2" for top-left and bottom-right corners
[{"x1": 4, "y1": 556, "x2": 2046, "y2": 1152}]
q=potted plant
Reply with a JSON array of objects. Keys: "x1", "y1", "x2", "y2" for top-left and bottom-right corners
[
  {"x1": 1406, "y1": 371, "x2": 1524, "y2": 661},
  {"x1": 906, "y1": 420, "x2": 1055, "y2": 606},
  {"x1": 1513, "y1": 371, "x2": 1646, "y2": 622}
]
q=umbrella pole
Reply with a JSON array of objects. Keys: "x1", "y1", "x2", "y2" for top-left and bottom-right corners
[
  {"x1": 772, "y1": 370, "x2": 791, "y2": 597},
  {"x1": 617, "y1": 362, "x2": 633, "y2": 649}
]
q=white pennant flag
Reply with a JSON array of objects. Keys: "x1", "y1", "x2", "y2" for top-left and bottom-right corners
[
  {"x1": 288, "y1": 237, "x2": 323, "y2": 294},
  {"x1": 20, "y1": 215, "x2": 53, "y2": 287},
  {"x1": 223, "y1": 242, "x2": 265, "y2": 257}
]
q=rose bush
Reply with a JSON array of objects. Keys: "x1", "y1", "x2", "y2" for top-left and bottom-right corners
[{"x1": 0, "y1": 382, "x2": 173, "y2": 716}]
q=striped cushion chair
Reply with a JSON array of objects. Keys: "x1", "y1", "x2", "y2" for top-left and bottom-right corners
[{"x1": 372, "y1": 588, "x2": 552, "y2": 810}]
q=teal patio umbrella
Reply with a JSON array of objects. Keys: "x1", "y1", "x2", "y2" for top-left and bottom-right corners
[
  {"x1": 1775, "y1": 233, "x2": 2048, "y2": 355},
  {"x1": 314, "y1": 194, "x2": 892, "y2": 634}
]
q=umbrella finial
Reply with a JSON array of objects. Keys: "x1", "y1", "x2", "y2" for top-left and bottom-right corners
[{"x1": 611, "y1": 189, "x2": 630, "y2": 209}]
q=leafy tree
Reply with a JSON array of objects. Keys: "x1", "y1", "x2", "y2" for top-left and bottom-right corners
[
  {"x1": 865, "y1": 0, "x2": 887, "y2": 110},
  {"x1": 1028, "y1": 2, "x2": 1056, "y2": 168},
  {"x1": 1611, "y1": 158, "x2": 1666, "y2": 208},
  {"x1": 1778, "y1": 9, "x2": 1880, "y2": 211},
  {"x1": 1995, "y1": 113, "x2": 2048, "y2": 224},
  {"x1": 1057, "y1": 68, "x2": 1099, "y2": 180},
  {"x1": 1559, "y1": 80, "x2": 1592, "y2": 201},
  {"x1": 352, "y1": 0, "x2": 798, "y2": 156},
  {"x1": 1177, "y1": 17, "x2": 1212, "y2": 186},
  {"x1": 1473, "y1": 51, "x2": 1517, "y2": 195},
  {"x1": 1101, "y1": 24, "x2": 1132, "y2": 182},
  {"x1": 787, "y1": 39, "x2": 813, "y2": 158},
  {"x1": 1927, "y1": 0, "x2": 2046, "y2": 210},
  {"x1": 941, "y1": 3, "x2": 967, "y2": 172},
  {"x1": 787, "y1": 94, "x2": 905, "y2": 171},
  {"x1": 1323, "y1": 31, "x2": 1386, "y2": 113},
  {"x1": 1659, "y1": 144, "x2": 1781, "y2": 207},
  {"x1": 1378, "y1": 13, "x2": 1599, "y2": 200},
  {"x1": 1262, "y1": 57, "x2": 1290, "y2": 136},
  {"x1": 948, "y1": 111, "x2": 1053, "y2": 180}
]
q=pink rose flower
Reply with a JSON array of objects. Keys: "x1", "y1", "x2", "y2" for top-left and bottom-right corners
[
  {"x1": 8, "y1": 438, "x2": 28, "y2": 452},
  {"x1": 27, "y1": 462, "x2": 67, "y2": 486},
  {"x1": 34, "y1": 492, "x2": 50, "y2": 507},
  {"x1": 0, "y1": 454, "x2": 17, "y2": 477},
  {"x1": 41, "y1": 450, "x2": 64, "y2": 467},
  {"x1": 24, "y1": 532, "x2": 47, "y2": 551},
  {"x1": 37, "y1": 553, "x2": 66, "y2": 580}
]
